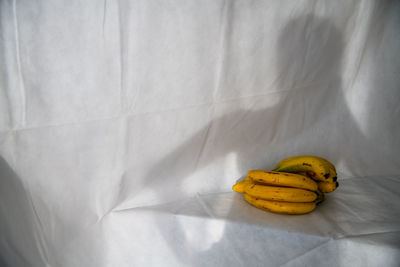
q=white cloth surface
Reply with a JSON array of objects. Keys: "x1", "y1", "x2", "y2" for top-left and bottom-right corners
[{"x1": 1, "y1": 0, "x2": 400, "y2": 266}]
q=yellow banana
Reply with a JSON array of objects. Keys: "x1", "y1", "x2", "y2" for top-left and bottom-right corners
[
  {"x1": 318, "y1": 181, "x2": 339, "y2": 193},
  {"x1": 325, "y1": 160, "x2": 337, "y2": 172},
  {"x1": 328, "y1": 166, "x2": 338, "y2": 182},
  {"x1": 273, "y1": 155, "x2": 334, "y2": 182},
  {"x1": 324, "y1": 159, "x2": 338, "y2": 181},
  {"x1": 298, "y1": 168, "x2": 338, "y2": 190},
  {"x1": 298, "y1": 165, "x2": 338, "y2": 193},
  {"x1": 247, "y1": 170, "x2": 318, "y2": 192},
  {"x1": 232, "y1": 177, "x2": 252, "y2": 193},
  {"x1": 232, "y1": 181, "x2": 245, "y2": 193},
  {"x1": 244, "y1": 194, "x2": 316, "y2": 215},
  {"x1": 244, "y1": 183, "x2": 317, "y2": 202}
]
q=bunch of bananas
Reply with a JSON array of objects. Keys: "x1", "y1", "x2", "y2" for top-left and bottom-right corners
[{"x1": 232, "y1": 156, "x2": 338, "y2": 215}]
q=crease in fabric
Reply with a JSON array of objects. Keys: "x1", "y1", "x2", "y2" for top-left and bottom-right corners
[{"x1": 12, "y1": 0, "x2": 26, "y2": 128}]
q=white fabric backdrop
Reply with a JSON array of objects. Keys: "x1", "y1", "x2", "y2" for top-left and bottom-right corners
[{"x1": 1, "y1": 0, "x2": 399, "y2": 266}]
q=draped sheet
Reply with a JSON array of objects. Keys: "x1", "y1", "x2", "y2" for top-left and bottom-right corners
[{"x1": 1, "y1": 0, "x2": 399, "y2": 266}]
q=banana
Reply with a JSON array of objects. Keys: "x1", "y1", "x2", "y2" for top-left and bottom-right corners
[
  {"x1": 298, "y1": 168, "x2": 338, "y2": 192},
  {"x1": 273, "y1": 155, "x2": 334, "y2": 182},
  {"x1": 232, "y1": 177, "x2": 252, "y2": 193},
  {"x1": 328, "y1": 166, "x2": 338, "y2": 182},
  {"x1": 325, "y1": 160, "x2": 337, "y2": 172},
  {"x1": 298, "y1": 168, "x2": 338, "y2": 193},
  {"x1": 247, "y1": 170, "x2": 318, "y2": 192},
  {"x1": 244, "y1": 194, "x2": 316, "y2": 215},
  {"x1": 244, "y1": 183, "x2": 317, "y2": 202},
  {"x1": 318, "y1": 181, "x2": 339, "y2": 193},
  {"x1": 232, "y1": 181, "x2": 245, "y2": 193}
]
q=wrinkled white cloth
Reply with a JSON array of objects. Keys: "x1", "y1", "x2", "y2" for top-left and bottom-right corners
[{"x1": 0, "y1": 0, "x2": 399, "y2": 266}]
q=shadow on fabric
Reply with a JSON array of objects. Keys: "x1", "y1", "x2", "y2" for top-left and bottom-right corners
[
  {"x1": 0, "y1": 157, "x2": 46, "y2": 267},
  {"x1": 112, "y1": 13, "x2": 373, "y2": 266}
]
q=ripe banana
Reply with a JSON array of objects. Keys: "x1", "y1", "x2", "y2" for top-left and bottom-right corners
[
  {"x1": 232, "y1": 181, "x2": 245, "y2": 193},
  {"x1": 318, "y1": 181, "x2": 339, "y2": 193},
  {"x1": 247, "y1": 170, "x2": 318, "y2": 192},
  {"x1": 273, "y1": 155, "x2": 334, "y2": 183},
  {"x1": 298, "y1": 169, "x2": 338, "y2": 193},
  {"x1": 244, "y1": 194, "x2": 316, "y2": 215},
  {"x1": 244, "y1": 183, "x2": 317, "y2": 202},
  {"x1": 328, "y1": 166, "x2": 338, "y2": 182},
  {"x1": 232, "y1": 177, "x2": 252, "y2": 193}
]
